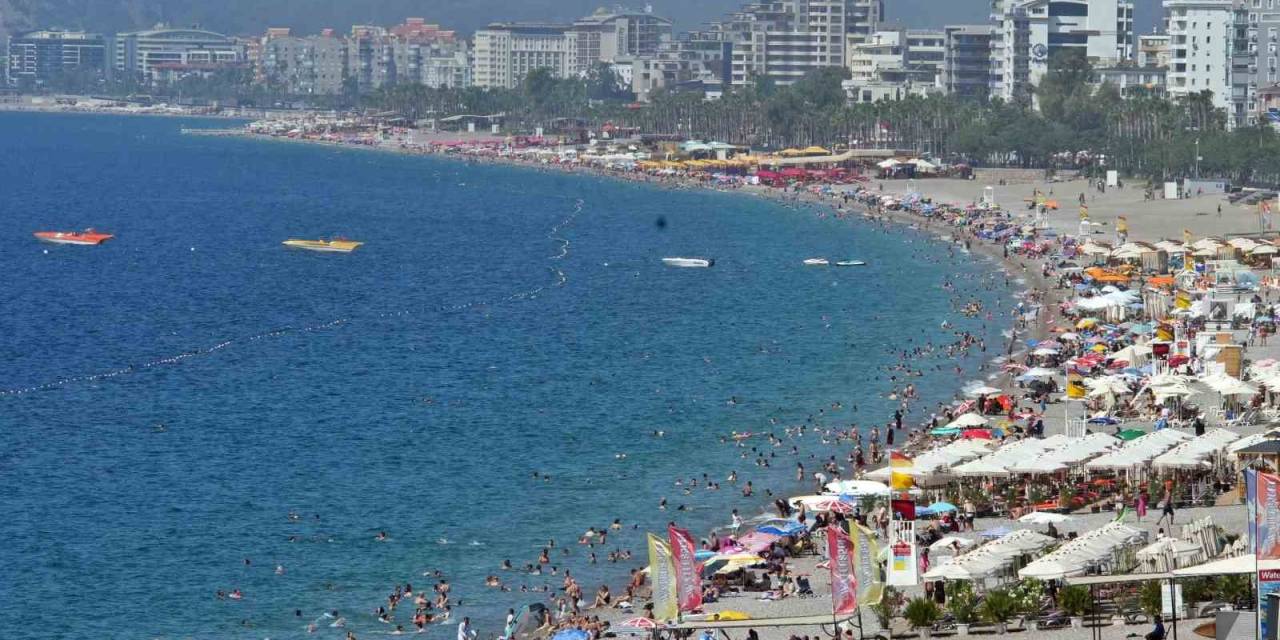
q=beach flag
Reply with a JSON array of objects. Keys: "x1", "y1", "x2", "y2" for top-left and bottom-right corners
[
  {"x1": 850, "y1": 522, "x2": 884, "y2": 606},
  {"x1": 826, "y1": 522, "x2": 858, "y2": 615},
  {"x1": 666, "y1": 525, "x2": 702, "y2": 613},
  {"x1": 1183, "y1": 228, "x2": 1193, "y2": 245},
  {"x1": 646, "y1": 534, "x2": 678, "y2": 622},
  {"x1": 889, "y1": 450, "x2": 914, "y2": 490},
  {"x1": 1174, "y1": 291, "x2": 1192, "y2": 310},
  {"x1": 1079, "y1": 205, "x2": 1089, "y2": 221},
  {"x1": 1116, "y1": 216, "x2": 1128, "y2": 235},
  {"x1": 1066, "y1": 372, "x2": 1087, "y2": 399},
  {"x1": 1156, "y1": 321, "x2": 1174, "y2": 341}
]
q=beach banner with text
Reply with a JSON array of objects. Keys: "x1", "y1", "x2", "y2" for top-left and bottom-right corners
[
  {"x1": 668, "y1": 525, "x2": 702, "y2": 613},
  {"x1": 1255, "y1": 471, "x2": 1280, "y2": 559},
  {"x1": 850, "y1": 522, "x2": 884, "y2": 605},
  {"x1": 826, "y1": 522, "x2": 858, "y2": 615},
  {"x1": 646, "y1": 534, "x2": 678, "y2": 622}
]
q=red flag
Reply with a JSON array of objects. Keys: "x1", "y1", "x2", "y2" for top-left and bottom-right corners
[
  {"x1": 826, "y1": 522, "x2": 858, "y2": 615},
  {"x1": 667, "y1": 524, "x2": 702, "y2": 613}
]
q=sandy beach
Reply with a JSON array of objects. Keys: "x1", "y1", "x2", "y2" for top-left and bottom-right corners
[{"x1": 207, "y1": 122, "x2": 1269, "y2": 640}]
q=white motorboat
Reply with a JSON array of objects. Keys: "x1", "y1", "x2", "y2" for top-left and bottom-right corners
[
  {"x1": 834, "y1": 260, "x2": 867, "y2": 267},
  {"x1": 662, "y1": 257, "x2": 714, "y2": 268},
  {"x1": 803, "y1": 258, "x2": 830, "y2": 266}
]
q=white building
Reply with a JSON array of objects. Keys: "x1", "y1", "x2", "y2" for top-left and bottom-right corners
[
  {"x1": 709, "y1": 0, "x2": 882, "y2": 87},
  {"x1": 569, "y1": 8, "x2": 673, "y2": 75},
  {"x1": 1163, "y1": 0, "x2": 1235, "y2": 114},
  {"x1": 844, "y1": 28, "x2": 944, "y2": 99},
  {"x1": 472, "y1": 23, "x2": 575, "y2": 89},
  {"x1": 994, "y1": 0, "x2": 1134, "y2": 102},
  {"x1": 260, "y1": 28, "x2": 347, "y2": 95},
  {"x1": 113, "y1": 27, "x2": 243, "y2": 81}
]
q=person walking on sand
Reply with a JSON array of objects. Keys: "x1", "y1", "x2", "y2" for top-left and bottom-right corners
[{"x1": 1158, "y1": 496, "x2": 1176, "y2": 527}]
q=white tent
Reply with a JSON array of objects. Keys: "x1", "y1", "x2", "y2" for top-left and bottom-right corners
[
  {"x1": 946, "y1": 413, "x2": 990, "y2": 429},
  {"x1": 1171, "y1": 554, "x2": 1256, "y2": 576}
]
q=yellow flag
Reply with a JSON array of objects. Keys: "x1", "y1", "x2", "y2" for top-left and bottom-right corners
[
  {"x1": 647, "y1": 534, "x2": 678, "y2": 622},
  {"x1": 1066, "y1": 373, "x2": 1086, "y2": 399},
  {"x1": 1116, "y1": 216, "x2": 1128, "y2": 234},
  {"x1": 1156, "y1": 322, "x2": 1174, "y2": 341},
  {"x1": 1175, "y1": 290, "x2": 1191, "y2": 310},
  {"x1": 890, "y1": 470, "x2": 914, "y2": 490},
  {"x1": 1079, "y1": 205, "x2": 1089, "y2": 221},
  {"x1": 1183, "y1": 228, "x2": 1193, "y2": 245}
]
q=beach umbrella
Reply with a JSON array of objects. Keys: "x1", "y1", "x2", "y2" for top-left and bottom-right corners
[
  {"x1": 825, "y1": 479, "x2": 891, "y2": 496},
  {"x1": 1018, "y1": 511, "x2": 1073, "y2": 525},
  {"x1": 930, "y1": 426, "x2": 962, "y2": 436},
  {"x1": 922, "y1": 562, "x2": 983, "y2": 580},
  {"x1": 930, "y1": 536, "x2": 976, "y2": 552},
  {"x1": 811, "y1": 498, "x2": 854, "y2": 514},
  {"x1": 923, "y1": 501, "x2": 958, "y2": 514},
  {"x1": 756, "y1": 520, "x2": 806, "y2": 536},
  {"x1": 962, "y1": 429, "x2": 993, "y2": 440},
  {"x1": 966, "y1": 385, "x2": 1002, "y2": 396},
  {"x1": 947, "y1": 413, "x2": 990, "y2": 429},
  {"x1": 1117, "y1": 428, "x2": 1146, "y2": 441},
  {"x1": 553, "y1": 630, "x2": 591, "y2": 640},
  {"x1": 620, "y1": 618, "x2": 660, "y2": 629},
  {"x1": 1018, "y1": 560, "x2": 1079, "y2": 580},
  {"x1": 712, "y1": 611, "x2": 752, "y2": 621}
]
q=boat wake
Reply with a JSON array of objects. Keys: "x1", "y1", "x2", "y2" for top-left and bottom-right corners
[{"x1": 0, "y1": 199, "x2": 588, "y2": 398}]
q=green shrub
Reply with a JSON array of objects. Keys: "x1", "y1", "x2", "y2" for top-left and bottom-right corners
[
  {"x1": 981, "y1": 589, "x2": 1018, "y2": 624},
  {"x1": 947, "y1": 582, "x2": 980, "y2": 625},
  {"x1": 1218, "y1": 574, "x2": 1253, "y2": 608},
  {"x1": 1139, "y1": 581, "x2": 1162, "y2": 617},
  {"x1": 1012, "y1": 578, "x2": 1046, "y2": 616},
  {"x1": 904, "y1": 598, "x2": 942, "y2": 630},
  {"x1": 872, "y1": 586, "x2": 902, "y2": 629},
  {"x1": 1059, "y1": 585, "x2": 1092, "y2": 617}
]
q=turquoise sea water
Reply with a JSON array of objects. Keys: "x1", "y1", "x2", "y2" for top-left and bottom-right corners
[{"x1": 0, "y1": 113, "x2": 1013, "y2": 639}]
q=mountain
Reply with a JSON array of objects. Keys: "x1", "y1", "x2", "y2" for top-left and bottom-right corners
[{"x1": 0, "y1": 0, "x2": 1160, "y2": 44}]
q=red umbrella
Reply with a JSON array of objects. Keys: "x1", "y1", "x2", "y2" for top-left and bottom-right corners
[
  {"x1": 813, "y1": 498, "x2": 854, "y2": 513},
  {"x1": 1168, "y1": 354, "x2": 1190, "y2": 367},
  {"x1": 621, "y1": 618, "x2": 660, "y2": 629},
  {"x1": 961, "y1": 429, "x2": 993, "y2": 440}
]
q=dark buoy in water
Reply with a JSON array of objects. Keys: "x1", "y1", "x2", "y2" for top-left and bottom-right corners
[{"x1": 655, "y1": 215, "x2": 667, "y2": 230}]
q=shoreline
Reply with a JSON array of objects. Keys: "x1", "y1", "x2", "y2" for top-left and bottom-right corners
[{"x1": 221, "y1": 129, "x2": 1050, "y2": 634}]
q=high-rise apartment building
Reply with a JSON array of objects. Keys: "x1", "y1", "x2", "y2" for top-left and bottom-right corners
[
  {"x1": 943, "y1": 25, "x2": 996, "y2": 99},
  {"x1": 6, "y1": 30, "x2": 107, "y2": 86},
  {"x1": 993, "y1": 0, "x2": 1134, "y2": 102}
]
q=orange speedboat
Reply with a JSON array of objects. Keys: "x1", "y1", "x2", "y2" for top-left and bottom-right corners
[{"x1": 34, "y1": 229, "x2": 115, "y2": 245}]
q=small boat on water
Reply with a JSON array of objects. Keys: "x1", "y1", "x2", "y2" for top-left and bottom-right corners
[
  {"x1": 282, "y1": 238, "x2": 364, "y2": 253},
  {"x1": 662, "y1": 257, "x2": 714, "y2": 268},
  {"x1": 803, "y1": 258, "x2": 830, "y2": 266},
  {"x1": 834, "y1": 260, "x2": 867, "y2": 267},
  {"x1": 34, "y1": 229, "x2": 114, "y2": 245}
]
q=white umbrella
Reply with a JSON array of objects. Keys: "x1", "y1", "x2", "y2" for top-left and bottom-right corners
[
  {"x1": 947, "y1": 413, "x2": 990, "y2": 429},
  {"x1": 930, "y1": 536, "x2": 976, "y2": 552},
  {"x1": 825, "y1": 479, "x2": 891, "y2": 496},
  {"x1": 1018, "y1": 511, "x2": 1073, "y2": 525},
  {"x1": 966, "y1": 385, "x2": 1002, "y2": 397},
  {"x1": 1018, "y1": 559, "x2": 1082, "y2": 580}
]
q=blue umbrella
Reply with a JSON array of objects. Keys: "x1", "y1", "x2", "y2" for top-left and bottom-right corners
[
  {"x1": 553, "y1": 630, "x2": 590, "y2": 640},
  {"x1": 924, "y1": 501, "x2": 958, "y2": 514},
  {"x1": 695, "y1": 550, "x2": 716, "y2": 561},
  {"x1": 981, "y1": 526, "x2": 1011, "y2": 538},
  {"x1": 1087, "y1": 416, "x2": 1119, "y2": 425},
  {"x1": 756, "y1": 520, "x2": 806, "y2": 536}
]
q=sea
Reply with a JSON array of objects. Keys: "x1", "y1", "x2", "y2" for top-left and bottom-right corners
[{"x1": 0, "y1": 112, "x2": 1015, "y2": 639}]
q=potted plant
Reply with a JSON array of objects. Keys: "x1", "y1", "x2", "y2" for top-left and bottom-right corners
[
  {"x1": 1139, "y1": 581, "x2": 1163, "y2": 620},
  {"x1": 904, "y1": 597, "x2": 942, "y2": 639},
  {"x1": 1060, "y1": 585, "x2": 1091, "y2": 629},
  {"x1": 872, "y1": 586, "x2": 903, "y2": 640},
  {"x1": 1218, "y1": 574, "x2": 1253, "y2": 610},
  {"x1": 1012, "y1": 578, "x2": 1046, "y2": 628},
  {"x1": 947, "y1": 582, "x2": 979, "y2": 636},
  {"x1": 981, "y1": 588, "x2": 1017, "y2": 634}
]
